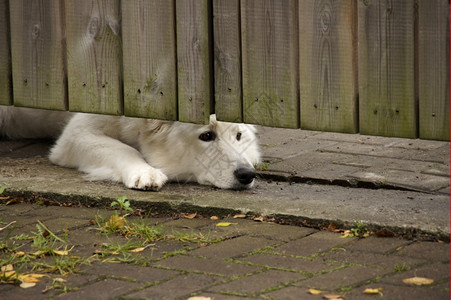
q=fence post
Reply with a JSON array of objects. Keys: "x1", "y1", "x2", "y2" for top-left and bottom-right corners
[
  {"x1": 358, "y1": 0, "x2": 417, "y2": 138},
  {"x1": 65, "y1": 0, "x2": 122, "y2": 115},
  {"x1": 9, "y1": 0, "x2": 67, "y2": 110}
]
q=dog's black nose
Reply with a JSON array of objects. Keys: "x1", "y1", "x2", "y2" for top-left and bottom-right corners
[{"x1": 234, "y1": 166, "x2": 256, "y2": 185}]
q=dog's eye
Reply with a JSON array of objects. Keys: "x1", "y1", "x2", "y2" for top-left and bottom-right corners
[
  {"x1": 236, "y1": 132, "x2": 242, "y2": 141},
  {"x1": 199, "y1": 131, "x2": 216, "y2": 142}
]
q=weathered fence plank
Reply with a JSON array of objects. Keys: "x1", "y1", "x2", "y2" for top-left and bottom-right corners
[
  {"x1": 358, "y1": 0, "x2": 416, "y2": 138},
  {"x1": 0, "y1": 0, "x2": 11, "y2": 105},
  {"x1": 65, "y1": 0, "x2": 122, "y2": 115},
  {"x1": 122, "y1": 0, "x2": 177, "y2": 120},
  {"x1": 176, "y1": 0, "x2": 212, "y2": 124},
  {"x1": 241, "y1": 0, "x2": 299, "y2": 128},
  {"x1": 418, "y1": 0, "x2": 450, "y2": 141},
  {"x1": 9, "y1": 0, "x2": 66, "y2": 110},
  {"x1": 299, "y1": 0, "x2": 358, "y2": 133},
  {"x1": 213, "y1": 0, "x2": 242, "y2": 123}
]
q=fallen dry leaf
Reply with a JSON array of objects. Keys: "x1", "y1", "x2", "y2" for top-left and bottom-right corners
[
  {"x1": 216, "y1": 222, "x2": 236, "y2": 227},
  {"x1": 1, "y1": 264, "x2": 14, "y2": 272},
  {"x1": 20, "y1": 282, "x2": 36, "y2": 289},
  {"x1": 53, "y1": 250, "x2": 69, "y2": 256},
  {"x1": 187, "y1": 297, "x2": 211, "y2": 300},
  {"x1": 308, "y1": 288, "x2": 323, "y2": 295},
  {"x1": 210, "y1": 216, "x2": 219, "y2": 220},
  {"x1": 402, "y1": 276, "x2": 434, "y2": 286},
  {"x1": 323, "y1": 294, "x2": 343, "y2": 300},
  {"x1": 253, "y1": 216, "x2": 264, "y2": 222},
  {"x1": 363, "y1": 287, "x2": 383, "y2": 295},
  {"x1": 19, "y1": 274, "x2": 47, "y2": 283},
  {"x1": 53, "y1": 278, "x2": 67, "y2": 283},
  {"x1": 183, "y1": 212, "x2": 197, "y2": 219},
  {"x1": 233, "y1": 214, "x2": 246, "y2": 219},
  {"x1": 13, "y1": 251, "x2": 25, "y2": 257},
  {"x1": 105, "y1": 215, "x2": 126, "y2": 230},
  {"x1": 5, "y1": 197, "x2": 23, "y2": 205}
]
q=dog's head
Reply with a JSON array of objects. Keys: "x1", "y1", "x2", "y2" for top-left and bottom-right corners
[{"x1": 141, "y1": 115, "x2": 261, "y2": 189}]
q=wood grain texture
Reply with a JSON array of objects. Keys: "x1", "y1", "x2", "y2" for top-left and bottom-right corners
[
  {"x1": 418, "y1": 0, "x2": 450, "y2": 141},
  {"x1": 176, "y1": 0, "x2": 212, "y2": 124},
  {"x1": 65, "y1": 0, "x2": 122, "y2": 115},
  {"x1": 358, "y1": 0, "x2": 417, "y2": 138},
  {"x1": 122, "y1": 0, "x2": 177, "y2": 120},
  {"x1": 0, "y1": 0, "x2": 11, "y2": 105},
  {"x1": 9, "y1": 0, "x2": 66, "y2": 110},
  {"x1": 213, "y1": 0, "x2": 242, "y2": 123},
  {"x1": 241, "y1": 0, "x2": 299, "y2": 128},
  {"x1": 299, "y1": 0, "x2": 358, "y2": 133}
]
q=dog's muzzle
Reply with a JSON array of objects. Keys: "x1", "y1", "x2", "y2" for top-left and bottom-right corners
[{"x1": 234, "y1": 166, "x2": 256, "y2": 186}]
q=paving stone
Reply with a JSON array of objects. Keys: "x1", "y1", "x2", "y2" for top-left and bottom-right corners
[
  {"x1": 344, "y1": 283, "x2": 450, "y2": 300},
  {"x1": 201, "y1": 218, "x2": 315, "y2": 242},
  {"x1": 125, "y1": 274, "x2": 222, "y2": 299},
  {"x1": 189, "y1": 236, "x2": 278, "y2": 259},
  {"x1": 294, "y1": 265, "x2": 390, "y2": 291},
  {"x1": 321, "y1": 249, "x2": 426, "y2": 270},
  {"x1": 58, "y1": 278, "x2": 142, "y2": 300},
  {"x1": 380, "y1": 262, "x2": 450, "y2": 285},
  {"x1": 155, "y1": 255, "x2": 260, "y2": 276},
  {"x1": 209, "y1": 270, "x2": 305, "y2": 295},
  {"x1": 339, "y1": 237, "x2": 410, "y2": 254},
  {"x1": 273, "y1": 231, "x2": 355, "y2": 258},
  {"x1": 395, "y1": 241, "x2": 450, "y2": 262},
  {"x1": 86, "y1": 262, "x2": 178, "y2": 283},
  {"x1": 263, "y1": 285, "x2": 324, "y2": 300},
  {"x1": 240, "y1": 253, "x2": 339, "y2": 274}
]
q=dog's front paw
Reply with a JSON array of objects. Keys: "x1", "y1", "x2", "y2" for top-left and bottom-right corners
[{"x1": 124, "y1": 166, "x2": 168, "y2": 191}]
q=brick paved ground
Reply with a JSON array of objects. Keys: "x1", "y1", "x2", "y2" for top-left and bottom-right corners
[{"x1": 0, "y1": 203, "x2": 449, "y2": 300}]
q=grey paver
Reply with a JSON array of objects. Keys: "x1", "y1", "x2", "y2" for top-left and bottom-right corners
[
  {"x1": 189, "y1": 236, "x2": 278, "y2": 259},
  {"x1": 395, "y1": 241, "x2": 450, "y2": 262},
  {"x1": 208, "y1": 270, "x2": 305, "y2": 295},
  {"x1": 294, "y1": 265, "x2": 390, "y2": 291},
  {"x1": 345, "y1": 283, "x2": 450, "y2": 300},
  {"x1": 155, "y1": 255, "x2": 260, "y2": 277},
  {"x1": 263, "y1": 285, "x2": 325, "y2": 300},
  {"x1": 125, "y1": 274, "x2": 222, "y2": 299}
]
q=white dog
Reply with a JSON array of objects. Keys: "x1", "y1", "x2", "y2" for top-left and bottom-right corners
[{"x1": 0, "y1": 107, "x2": 260, "y2": 190}]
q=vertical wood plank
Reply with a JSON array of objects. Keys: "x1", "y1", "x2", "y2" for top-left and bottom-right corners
[
  {"x1": 358, "y1": 0, "x2": 416, "y2": 138},
  {"x1": 9, "y1": 0, "x2": 66, "y2": 110},
  {"x1": 176, "y1": 0, "x2": 212, "y2": 124},
  {"x1": 0, "y1": 0, "x2": 12, "y2": 105},
  {"x1": 122, "y1": 0, "x2": 177, "y2": 120},
  {"x1": 418, "y1": 0, "x2": 450, "y2": 141},
  {"x1": 241, "y1": 0, "x2": 299, "y2": 128},
  {"x1": 213, "y1": 0, "x2": 242, "y2": 123},
  {"x1": 299, "y1": 0, "x2": 358, "y2": 133},
  {"x1": 65, "y1": 0, "x2": 122, "y2": 115}
]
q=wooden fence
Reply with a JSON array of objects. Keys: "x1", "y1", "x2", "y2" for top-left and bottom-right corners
[{"x1": 0, "y1": 0, "x2": 449, "y2": 140}]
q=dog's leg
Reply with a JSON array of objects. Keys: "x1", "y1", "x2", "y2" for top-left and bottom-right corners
[{"x1": 49, "y1": 121, "x2": 168, "y2": 191}]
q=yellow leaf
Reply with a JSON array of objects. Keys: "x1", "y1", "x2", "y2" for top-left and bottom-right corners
[
  {"x1": 183, "y1": 212, "x2": 197, "y2": 219},
  {"x1": 19, "y1": 274, "x2": 46, "y2": 283},
  {"x1": 20, "y1": 282, "x2": 36, "y2": 289},
  {"x1": 363, "y1": 288, "x2": 383, "y2": 295},
  {"x1": 129, "y1": 247, "x2": 146, "y2": 253},
  {"x1": 187, "y1": 297, "x2": 211, "y2": 300},
  {"x1": 105, "y1": 215, "x2": 126, "y2": 230},
  {"x1": 53, "y1": 278, "x2": 67, "y2": 283},
  {"x1": 13, "y1": 251, "x2": 25, "y2": 257},
  {"x1": 53, "y1": 250, "x2": 69, "y2": 256},
  {"x1": 402, "y1": 276, "x2": 434, "y2": 286},
  {"x1": 233, "y1": 214, "x2": 246, "y2": 219},
  {"x1": 308, "y1": 288, "x2": 323, "y2": 295},
  {"x1": 323, "y1": 294, "x2": 343, "y2": 300},
  {"x1": 253, "y1": 216, "x2": 264, "y2": 222},
  {"x1": 1, "y1": 264, "x2": 14, "y2": 272},
  {"x1": 216, "y1": 222, "x2": 236, "y2": 227}
]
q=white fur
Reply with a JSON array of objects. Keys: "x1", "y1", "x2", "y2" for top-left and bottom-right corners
[{"x1": 1, "y1": 107, "x2": 261, "y2": 190}]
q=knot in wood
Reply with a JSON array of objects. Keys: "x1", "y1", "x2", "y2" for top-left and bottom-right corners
[
  {"x1": 321, "y1": 11, "x2": 331, "y2": 33},
  {"x1": 32, "y1": 24, "x2": 41, "y2": 39},
  {"x1": 88, "y1": 17, "x2": 100, "y2": 37}
]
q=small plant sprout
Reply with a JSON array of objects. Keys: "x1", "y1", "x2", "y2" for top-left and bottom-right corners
[{"x1": 111, "y1": 195, "x2": 133, "y2": 215}]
